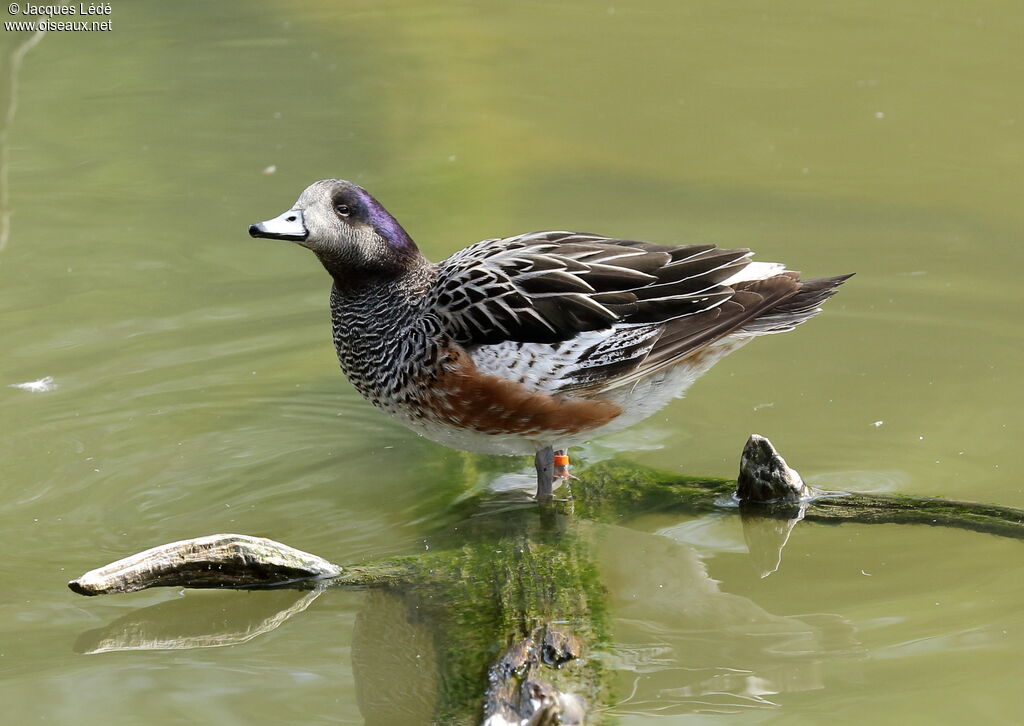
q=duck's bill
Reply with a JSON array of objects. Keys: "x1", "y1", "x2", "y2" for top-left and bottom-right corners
[{"x1": 248, "y1": 209, "x2": 308, "y2": 241}]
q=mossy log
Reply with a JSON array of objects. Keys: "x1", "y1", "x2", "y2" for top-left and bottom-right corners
[
  {"x1": 572, "y1": 460, "x2": 1024, "y2": 540},
  {"x1": 68, "y1": 437, "x2": 1024, "y2": 725},
  {"x1": 72, "y1": 509, "x2": 604, "y2": 725}
]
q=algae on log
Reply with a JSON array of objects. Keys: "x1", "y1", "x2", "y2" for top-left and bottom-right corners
[
  {"x1": 571, "y1": 461, "x2": 1024, "y2": 540},
  {"x1": 403, "y1": 512, "x2": 608, "y2": 725}
]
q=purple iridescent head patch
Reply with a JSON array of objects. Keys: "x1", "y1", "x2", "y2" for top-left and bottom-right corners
[{"x1": 353, "y1": 186, "x2": 414, "y2": 250}]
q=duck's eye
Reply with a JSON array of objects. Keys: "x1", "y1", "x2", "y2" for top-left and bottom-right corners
[{"x1": 335, "y1": 204, "x2": 351, "y2": 217}]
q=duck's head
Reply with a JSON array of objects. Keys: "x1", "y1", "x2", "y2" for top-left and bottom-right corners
[{"x1": 249, "y1": 179, "x2": 422, "y2": 283}]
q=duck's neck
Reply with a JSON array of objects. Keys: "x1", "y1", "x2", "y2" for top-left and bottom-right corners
[
  {"x1": 328, "y1": 253, "x2": 434, "y2": 315},
  {"x1": 328, "y1": 260, "x2": 437, "y2": 399},
  {"x1": 318, "y1": 241, "x2": 430, "y2": 296}
]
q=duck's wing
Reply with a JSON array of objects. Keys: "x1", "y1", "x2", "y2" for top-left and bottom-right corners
[
  {"x1": 566, "y1": 272, "x2": 851, "y2": 393},
  {"x1": 429, "y1": 231, "x2": 755, "y2": 346},
  {"x1": 429, "y1": 231, "x2": 852, "y2": 394}
]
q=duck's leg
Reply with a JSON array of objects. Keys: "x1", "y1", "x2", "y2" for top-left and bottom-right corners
[
  {"x1": 535, "y1": 445, "x2": 555, "y2": 500},
  {"x1": 553, "y1": 449, "x2": 575, "y2": 481}
]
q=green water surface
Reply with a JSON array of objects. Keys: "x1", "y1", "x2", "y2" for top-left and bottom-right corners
[{"x1": 1, "y1": 1, "x2": 1022, "y2": 724}]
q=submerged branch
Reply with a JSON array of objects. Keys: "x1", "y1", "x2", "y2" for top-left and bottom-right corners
[
  {"x1": 570, "y1": 435, "x2": 1024, "y2": 540},
  {"x1": 574, "y1": 462, "x2": 1024, "y2": 541},
  {"x1": 800, "y1": 493, "x2": 1024, "y2": 538}
]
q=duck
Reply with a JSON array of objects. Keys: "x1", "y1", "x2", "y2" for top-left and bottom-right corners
[{"x1": 249, "y1": 179, "x2": 851, "y2": 499}]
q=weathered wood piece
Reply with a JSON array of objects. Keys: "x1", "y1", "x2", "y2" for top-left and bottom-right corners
[
  {"x1": 735, "y1": 434, "x2": 809, "y2": 501},
  {"x1": 68, "y1": 534, "x2": 345, "y2": 595}
]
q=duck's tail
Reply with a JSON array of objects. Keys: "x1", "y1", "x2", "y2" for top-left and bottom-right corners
[{"x1": 737, "y1": 272, "x2": 854, "y2": 335}]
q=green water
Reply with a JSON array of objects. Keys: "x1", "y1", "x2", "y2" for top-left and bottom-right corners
[{"x1": 1, "y1": 1, "x2": 1022, "y2": 723}]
